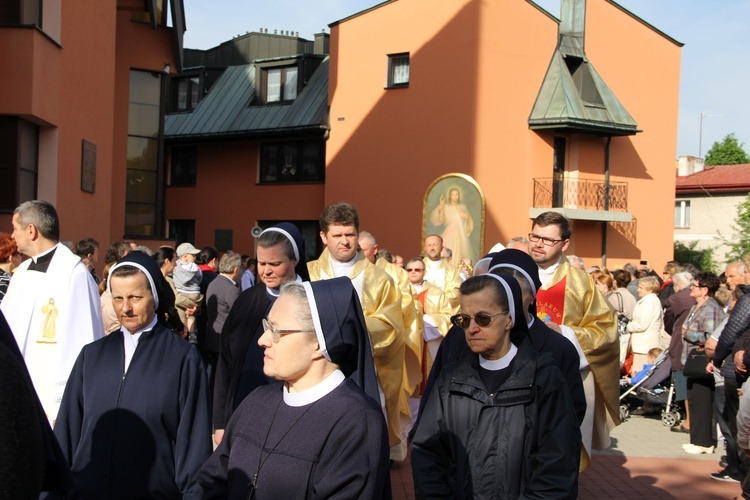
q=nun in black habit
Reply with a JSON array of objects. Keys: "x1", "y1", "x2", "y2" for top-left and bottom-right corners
[
  {"x1": 196, "y1": 277, "x2": 391, "y2": 499},
  {"x1": 213, "y1": 222, "x2": 310, "y2": 444},
  {"x1": 52, "y1": 252, "x2": 212, "y2": 498},
  {"x1": 416, "y1": 249, "x2": 586, "y2": 429}
]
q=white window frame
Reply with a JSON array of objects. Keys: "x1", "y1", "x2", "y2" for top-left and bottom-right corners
[{"x1": 674, "y1": 200, "x2": 691, "y2": 228}]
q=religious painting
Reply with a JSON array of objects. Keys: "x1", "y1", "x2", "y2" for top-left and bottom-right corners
[{"x1": 423, "y1": 173, "x2": 485, "y2": 266}]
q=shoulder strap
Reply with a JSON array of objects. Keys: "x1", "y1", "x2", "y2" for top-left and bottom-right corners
[{"x1": 614, "y1": 291, "x2": 624, "y2": 313}]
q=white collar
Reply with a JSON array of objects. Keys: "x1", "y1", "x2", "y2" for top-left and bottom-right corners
[
  {"x1": 220, "y1": 273, "x2": 237, "y2": 286},
  {"x1": 266, "y1": 274, "x2": 302, "y2": 297},
  {"x1": 283, "y1": 369, "x2": 345, "y2": 407},
  {"x1": 330, "y1": 252, "x2": 358, "y2": 278},
  {"x1": 32, "y1": 243, "x2": 58, "y2": 262},
  {"x1": 120, "y1": 315, "x2": 158, "y2": 337},
  {"x1": 426, "y1": 258, "x2": 442, "y2": 269},
  {"x1": 479, "y1": 343, "x2": 518, "y2": 371},
  {"x1": 537, "y1": 256, "x2": 563, "y2": 286}
]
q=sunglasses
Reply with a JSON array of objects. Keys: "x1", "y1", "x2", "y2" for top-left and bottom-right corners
[
  {"x1": 406, "y1": 267, "x2": 424, "y2": 272},
  {"x1": 451, "y1": 311, "x2": 508, "y2": 329}
]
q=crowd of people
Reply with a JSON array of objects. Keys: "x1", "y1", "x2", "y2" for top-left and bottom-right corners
[{"x1": 2, "y1": 198, "x2": 749, "y2": 497}]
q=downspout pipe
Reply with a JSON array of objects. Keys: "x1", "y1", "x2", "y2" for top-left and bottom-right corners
[{"x1": 601, "y1": 136, "x2": 612, "y2": 266}]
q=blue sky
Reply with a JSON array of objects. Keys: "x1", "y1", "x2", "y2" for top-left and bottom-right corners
[{"x1": 182, "y1": 0, "x2": 750, "y2": 159}]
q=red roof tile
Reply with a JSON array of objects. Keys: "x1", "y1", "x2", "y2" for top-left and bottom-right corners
[{"x1": 676, "y1": 163, "x2": 750, "y2": 193}]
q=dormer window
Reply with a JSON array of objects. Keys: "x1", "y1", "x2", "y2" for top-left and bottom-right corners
[
  {"x1": 264, "y1": 66, "x2": 298, "y2": 103},
  {"x1": 171, "y1": 76, "x2": 201, "y2": 112}
]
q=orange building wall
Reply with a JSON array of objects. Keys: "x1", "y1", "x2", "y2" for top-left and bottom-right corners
[
  {"x1": 165, "y1": 140, "x2": 325, "y2": 256},
  {"x1": 0, "y1": 2, "x2": 182, "y2": 276},
  {"x1": 325, "y1": 0, "x2": 680, "y2": 270},
  {"x1": 327, "y1": 0, "x2": 558, "y2": 261}
]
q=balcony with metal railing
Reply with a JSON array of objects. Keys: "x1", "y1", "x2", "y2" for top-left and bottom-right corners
[{"x1": 530, "y1": 177, "x2": 633, "y2": 223}]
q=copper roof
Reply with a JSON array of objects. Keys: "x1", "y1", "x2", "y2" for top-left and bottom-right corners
[{"x1": 676, "y1": 164, "x2": 750, "y2": 193}]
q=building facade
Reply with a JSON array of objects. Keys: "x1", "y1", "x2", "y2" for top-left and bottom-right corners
[
  {"x1": 164, "y1": 31, "x2": 330, "y2": 258},
  {"x1": 675, "y1": 158, "x2": 750, "y2": 266},
  {"x1": 0, "y1": 0, "x2": 185, "y2": 252},
  {"x1": 324, "y1": 0, "x2": 682, "y2": 269}
]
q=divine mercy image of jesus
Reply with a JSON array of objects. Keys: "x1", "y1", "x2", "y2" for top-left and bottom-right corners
[{"x1": 424, "y1": 174, "x2": 484, "y2": 266}]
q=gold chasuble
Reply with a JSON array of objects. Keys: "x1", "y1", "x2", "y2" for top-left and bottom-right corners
[
  {"x1": 536, "y1": 257, "x2": 620, "y2": 471},
  {"x1": 308, "y1": 250, "x2": 407, "y2": 447},
  {"x1": 376, "y1": 258, "x2": 423, "y2": 398},
  {"x1": 416, "y1": 281, "x2": 456, "y2": 377},
  {"x1": 424, "y1": 259, "x2": 462, "y2": 310}
]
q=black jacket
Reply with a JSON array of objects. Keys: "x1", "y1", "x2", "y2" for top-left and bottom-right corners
[
  {"x1": 714, "y1": 285, "x2": 750, "y2": 378},
  {"x1": 411, "y1": 337, "x2": 580, "y2": 499},
  {"x1": 213, "y1": 284, "x2": 273, "y2": 428}
]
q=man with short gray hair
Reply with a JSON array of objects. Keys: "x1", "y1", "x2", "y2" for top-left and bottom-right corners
[
  {"x1": 2, "y1": 200, "x2": 104, "y2": 424},
  {"x1": 725, "y1": 261, "x2": 746, "y2": 292},
  {"x1": 205, "y1": 252, "x2": 242, "y2": 389}
]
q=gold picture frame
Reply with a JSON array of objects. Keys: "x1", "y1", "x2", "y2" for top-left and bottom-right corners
[{"x1": 422, "y1": 173, "x2": 486, "y2": 265}]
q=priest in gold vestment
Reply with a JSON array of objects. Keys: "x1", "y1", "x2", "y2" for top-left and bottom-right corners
[
  {"x1": 308, "y1": 204, "x2": 408, "y2": 458},
  {"x1": 529, "y1": 212, "x2": 619, "y2": 472}
]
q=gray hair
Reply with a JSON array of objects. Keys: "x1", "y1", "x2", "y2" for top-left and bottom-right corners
[
  {"x1": 15, "y1": 200, "x2": 60, "y2": 241},
  {"x1": 507, "y1": 236, "x2": 530, "y2": 247},
  {"x1": 569, "y1": 255, "x2": 585, "y2": 268},
  {"x1": 443, "y1": 247, "x2": 453, "y2": 259},
  {"x1": 278, "y1": 281, "x2": 316, "y2": 342},
  {"x1": 727, "y1": 261, "x2": 746, "y2": 274},
  {"x1": 134, "y1": 245, "x2": 154, "y2": 256},
  {"x1": 358, "y1": 230, "x2": 376, "y2": 246},
  {"x1": 219, "y1": 252, "x2": 242, "y2": 274},
  {"x1": 623, "y1": 263, "x2": 637, "y2": 276},
  {"x1": 672, "y1": 271, "x2": 693, "y2": 289}
]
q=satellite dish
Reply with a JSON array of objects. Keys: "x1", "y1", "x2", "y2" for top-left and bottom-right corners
[{"x1": 251, "y1": 225, "x2": 263, "y2": 238}]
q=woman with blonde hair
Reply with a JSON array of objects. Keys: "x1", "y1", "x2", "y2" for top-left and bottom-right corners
[{"x1": 627, "y1": 276, "x2": 664, "y2": 376}]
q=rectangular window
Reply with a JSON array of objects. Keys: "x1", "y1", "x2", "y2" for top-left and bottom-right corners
[
  {"x1": 674, "y1": 200, "x2": 691, "y2": 228},
  {"x1": 0, "y1": 0, "x2": 40, "y2": 26},
  {"x1": 131, "y1": 0, "x2": 167, "y2": 26},
  {"x1": 126, "y1": 70, "x2": 164, "y2": 237},
  {"x1": 169, "y1": 146, "x2": 197, "y2": 186},
  {"x1": 0, "y1": 116, "x2": 38, "y2": 211},
  {"x1": 259, "y1": 140, "x2": 325, "y2": 183},
  {"x1": 172, "y1": 76, "x2": 201, "y2": 112},
  {"x1": 263, "y1": 66, "x2": 299, "y2": 103},
  {"x1": 387, "y1": 53, "x2": 410, "y2": 88}
]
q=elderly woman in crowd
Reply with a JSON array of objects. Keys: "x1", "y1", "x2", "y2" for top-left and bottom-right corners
[
  {"x1": 626, "y1": 276, "x2": 664, "y2": 377},
  {"x1": 411, "y1": 273, "x2": 580, "y2": 498},
  {"x1": 53, "y1": 251, "x2": 212, "y2": 497},
  {"x1": 682, "y1": 271, "x2": 724, "y2": 455},
  {"x1": 196, "y1": 277, "x2": 390, "y2": 498}
]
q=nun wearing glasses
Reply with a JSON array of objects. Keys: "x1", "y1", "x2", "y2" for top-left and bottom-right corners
[
  {"x1": 196, "y1": 277, "x2": 391, "y2": 499},
  {"x1": 411, "y1": 273, "x2": 580, "y2": 499}
]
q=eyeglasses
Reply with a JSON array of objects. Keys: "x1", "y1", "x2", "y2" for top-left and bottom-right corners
[
  {"x1": 451, "y1": 311, "x2": 508, "y2": 329},
  {"x1": 528, "y1": 233, "x2": 564, "y2": 247},
  {"x1": 262, "y1": 319, "x2": 315, "y2": 343},
  {"x1": 690, "y1": 283, "x2": 706, "y2": 289},
  {"x1": 406, "y1": 267, "x2": 425, "y2": 272}
]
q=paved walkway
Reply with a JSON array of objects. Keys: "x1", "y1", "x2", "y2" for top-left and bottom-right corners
[{"x1": 391, "y1": 413, "x2": 743, "y2": 499}]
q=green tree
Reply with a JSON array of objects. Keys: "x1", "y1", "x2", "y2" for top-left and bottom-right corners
[
  {"x1": 704, "y1": 133, "x2": 750, "y2": 166},
  {"x1": 674, "y1": 241, "x2": 717, "y2": 272},
  {"x1": 721, "y1": 193, "x2": 750, "y2": 262}
]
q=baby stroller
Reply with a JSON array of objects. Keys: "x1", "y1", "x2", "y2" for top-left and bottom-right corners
[{"x1": 619, "y1": 348, "x2": 681, "y2": 427}]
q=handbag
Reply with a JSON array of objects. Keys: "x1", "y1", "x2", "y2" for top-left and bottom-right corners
[{"x1": 683, "y1": 347, "x2": 711, "y2": 379}]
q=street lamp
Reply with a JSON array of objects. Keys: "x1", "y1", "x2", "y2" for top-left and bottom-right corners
[{"x1": 698, "y1": 112, "x2": 722, "y2": 158}]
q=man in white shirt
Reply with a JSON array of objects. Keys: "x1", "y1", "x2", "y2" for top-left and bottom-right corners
[{"x1": 423, "y1": 234, "x2": 461, "y2": 309}]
